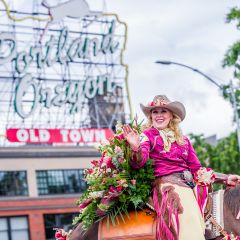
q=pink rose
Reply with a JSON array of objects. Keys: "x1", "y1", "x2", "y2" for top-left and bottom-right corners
[
  {"x1": 108, "y1": 186, "x2": 123, "y2": 199},
  {"x1": 88, "y1": 168, "x2": 93, "y2": 174},
  {"x1": 117, "y1": 179, "x2": 126, "y2": 185},
  {"x1": 100, "y1": 197, "x2": 111, "y2": 205},
  {"x1": 130, "y1": 179, "x2": 136, "y2": 185},
  {"x1": 109, "y1": 186, "x2": 115, "y2": 193},
  {"x1": 84, "y1": 168, "x2": 93, "y2": 175},
  {"x1": 100, "y1": 156, "x2": 115, "y2": 169},
  {"x1": 78, "y1": 198, "x2": 92, "y2": 210},
  {"x1": 55, "y1": 229, "x2": 67, "y2": 240},
  {"x1": 96, "y1": 208, "x2": 106, "y2": 216},
  {"x1": 114, "y1": 133, "x2": 124, "y2": 140},
  {"x1": 116, "y1": 186, "x2": 123, "y2": 192},
  {"x1": 109, "y1": 185, "x2": 123, "y2": 193},
  {"x1": 118, "y1": 157, "x2": 124, "y2": 163},
  {"x1": 91, "y1": 160, "x2": 99, "y2": 167}
]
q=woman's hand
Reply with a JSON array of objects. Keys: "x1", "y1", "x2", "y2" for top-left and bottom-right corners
[
  {"x1": 122, "y1": 125, "x2": 140, "y2": 151},
  {"x1": 227, "y1": 174, "x2": 240, "y2": 186}
]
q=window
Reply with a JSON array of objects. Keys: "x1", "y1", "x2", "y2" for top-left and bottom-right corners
[
  {"x1": 36, "y1": 169, "x2": 87, "y2": 195},
  {"x1": 44, "y1": 213, "x2": 77, "y2": 240},
  {"x1": 0, "y1": 216, "x2": 29, "y2": 240},
  {"x1": 0, "y1": 171, "x2": 28, "y2": 196}
]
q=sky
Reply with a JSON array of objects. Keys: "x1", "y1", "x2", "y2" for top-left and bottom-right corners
[
  {"x1": 1, "y1": 0, "x2": 239, "y2": 140},
  {"x1": 90, "y1": 0, "x2": 239, "y2": 139}
]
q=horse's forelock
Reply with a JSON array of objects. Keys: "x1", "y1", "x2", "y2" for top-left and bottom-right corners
[{"x1": 224, "y1": 185, "x2": 240, "y2": 218}]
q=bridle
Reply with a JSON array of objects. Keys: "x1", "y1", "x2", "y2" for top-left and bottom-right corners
[{"x1": 204, "y1": 192, "x2": 240, "y2": 240}]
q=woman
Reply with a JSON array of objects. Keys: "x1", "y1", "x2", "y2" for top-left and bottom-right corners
[{"x1": 122, "y1": 95, "x2": 240, "y2": 240}]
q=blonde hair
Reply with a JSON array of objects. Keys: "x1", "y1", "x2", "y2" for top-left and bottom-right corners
[{"x1": 141, "y1": 112, "x2": 185, "y2": 145}]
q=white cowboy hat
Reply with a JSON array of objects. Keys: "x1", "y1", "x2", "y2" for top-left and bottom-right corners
[{"x1": 140, "y1": 95, "x2": 186, "y2": 121}]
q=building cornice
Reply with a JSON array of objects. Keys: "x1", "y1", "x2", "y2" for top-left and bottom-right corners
[{"x1": 0, "y1": 146, "x2": 100, "y2": 158}]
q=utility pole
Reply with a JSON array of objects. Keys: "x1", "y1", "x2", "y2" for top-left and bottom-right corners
[{"x1": 229, "y1": 80, "x2": 240, "y2": 152}]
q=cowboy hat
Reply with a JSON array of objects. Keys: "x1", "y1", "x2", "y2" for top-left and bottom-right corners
[{"x1": 140, "y1": 95, "x2": 186, "y2": 121}]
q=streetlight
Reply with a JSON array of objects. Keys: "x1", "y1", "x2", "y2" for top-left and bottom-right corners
[{"x1": 155, "y1": 60, "x2": 240, "y2": 152}]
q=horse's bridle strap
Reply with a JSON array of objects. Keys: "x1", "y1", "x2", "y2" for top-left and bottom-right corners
[{"x1": 206, "y1": 214, "x2": 228, "y2": 237}]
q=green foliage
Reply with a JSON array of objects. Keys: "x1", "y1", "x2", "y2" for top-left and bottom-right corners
[
  {"x1": 188, "y1": 133, "x2": 213, "y2": 167},
  {"x1": 223, "y1": 41, "x2": 240, "y2": 79},
  {"x1": 73, "y1": 121, "x2": 154, "y2": 231},
  {"x1": 222, "y1": 7, "x2": 240, "y2": 117},
  {"x1": 224, "y1": 7, "x2": 240, "y2": 71},
  {"x1": 189, "y1": 132, "x2": 240, "y2": 175},
  {"x1": 226, "y1": 7, "x2": 240, "y2": 28}
]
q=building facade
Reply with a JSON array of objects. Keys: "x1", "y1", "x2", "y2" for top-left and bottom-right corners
[
  {"x1": 0, "y1": 2, "x2": 128, "y2": 240},
  {"x1": 0, "y1": 146, "x2": 99, "y2": 240}
]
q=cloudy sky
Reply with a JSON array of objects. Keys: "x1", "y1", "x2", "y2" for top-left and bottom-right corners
[
  {"x1": 90, "y1": 0, "x2": 239, "y2": 139},
  {"x1": 1, "y1": 0, "x2": 239, "y2": 139}
]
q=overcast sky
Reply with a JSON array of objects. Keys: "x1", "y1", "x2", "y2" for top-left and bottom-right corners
[
  {"x1": 89, "y1": 0, "x2": 239, "y2": 139},
  {"x1": 2, "y1": 0, "x2": 239, "y2": 139}
]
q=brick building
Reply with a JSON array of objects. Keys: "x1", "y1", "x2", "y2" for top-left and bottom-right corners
[{"x1": 0, "y1": 146, "x2": 99, "y2": 240}]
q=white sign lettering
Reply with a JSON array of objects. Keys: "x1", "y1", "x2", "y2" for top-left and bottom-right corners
[{"x1": 14, "y1": 73, "x2": 116, "y2": 118}]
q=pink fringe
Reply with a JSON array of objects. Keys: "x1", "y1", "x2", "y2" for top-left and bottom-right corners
[
  {"x1": 236, "y1": 209, "x2": 240, "y2": 220},
  {"x1": 153, "y1": 188, "x2": 179, "y2": 240},
  {"x1": 195, "y1": 185, "x2": 208, "y2": 216}
]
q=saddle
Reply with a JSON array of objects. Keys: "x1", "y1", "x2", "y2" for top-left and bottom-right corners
[{"x1": 98, "y1": 209, "x2": 156, "y2": 240}]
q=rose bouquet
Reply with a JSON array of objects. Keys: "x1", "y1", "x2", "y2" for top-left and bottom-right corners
[{"x1": 72, "y1": 120, "x2": 154, "y2": 231}]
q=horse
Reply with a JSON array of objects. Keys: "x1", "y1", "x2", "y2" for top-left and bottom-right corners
[
  {"x1": 205, "y1": 185, "x2": 240, "y2": 240},
  {"x1": 68, "y1": 186, "x2": 240, "y2": 240}
]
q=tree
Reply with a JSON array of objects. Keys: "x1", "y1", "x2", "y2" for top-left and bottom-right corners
[
  {"x1": 189, "y1": 133, "x2": 240, "y2": 175},
  {"x1": 222, "y1": 7, "x2": 240, "y2": 121}
]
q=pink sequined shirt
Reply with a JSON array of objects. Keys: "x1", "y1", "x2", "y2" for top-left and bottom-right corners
[{"x1": 131, "y1": 127, "x2": 202, "y2": 177}]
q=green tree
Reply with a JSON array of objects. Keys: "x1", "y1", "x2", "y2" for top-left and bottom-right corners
[
  {"x1": 222, "y1": 7, "x2": 240, "y2": 120},
  {"x1": 189, "y1": 133, "x2": 240, "y2": 175},
  {"x1": 188, "y1": 134, "x2": 213, "y2": 167}
]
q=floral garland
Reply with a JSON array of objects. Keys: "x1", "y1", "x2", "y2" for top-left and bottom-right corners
[
  {"x1": 194, "y1": 167, "x2": 215, "y2": 186},
  {"x1": 55, "y1": 121, "x2": 154, "y2": 239}
]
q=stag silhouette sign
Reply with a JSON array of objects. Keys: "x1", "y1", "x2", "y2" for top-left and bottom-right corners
[
  {"x1": 42, "y1": 0, "x2": 102, "y2": 23},
  {"x1": 0, "y1": 0, "x2": 129, "y2": 146}
]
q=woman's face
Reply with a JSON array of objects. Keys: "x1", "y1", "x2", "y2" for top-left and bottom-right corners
[{"x1": 151, "y1": 107, "x2": 173, "y2": 130}]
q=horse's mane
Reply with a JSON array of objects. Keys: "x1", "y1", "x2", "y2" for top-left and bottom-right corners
[{"x1": 224, "y1": 185, "x2": 240, "y2": 217}]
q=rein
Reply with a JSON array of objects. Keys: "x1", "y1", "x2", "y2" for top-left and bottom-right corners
[{"x1": 205, "y1": 213, "x2": 229, "y2": 238}]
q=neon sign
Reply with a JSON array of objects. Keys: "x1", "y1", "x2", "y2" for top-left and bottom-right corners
[
  {"x1": 0, "y1": 22, "x2": 118, "y2": 74},
  {"x1": 0, "y1": 0, "x2": 128, "y2": 145},
  {"x1": 0, "y1": 21, "x2": 120, "y2": 118},
  {"x1": 14, "y1": 73, "x2": 115, "y2": 118}
]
